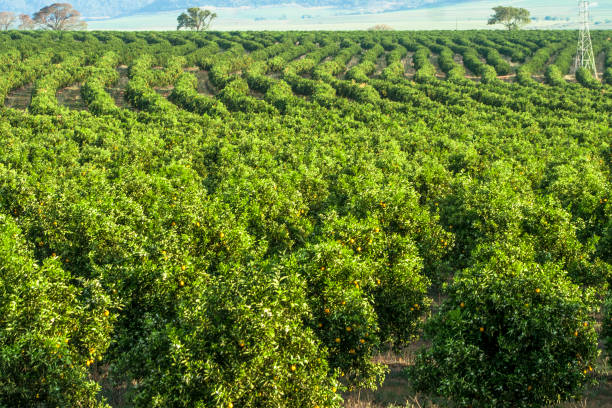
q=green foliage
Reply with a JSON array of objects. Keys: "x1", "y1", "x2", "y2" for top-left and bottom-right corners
[
  {"x1": 462, "y1": 48, "x2": 497, "y2": 83},
  {"x1": 410, "y1": 247, "x2": 599, "y2": 408},
  {"x1": 545, "y1": 64, "x2": 565, "y2": 86},
  {"x1": 81, "y1": 52, "x2": 121, "y2": 115},
  {"x1": 575, "y1": 67, "x2": 601, "y2": 89},
  {"x1": 113, "y1": 263, "x2": 341, "y2": 408},
  {"x1": 438, "y1": 47, "x2": 468, "y2": 84},
  {"x1": 29, "y1": 55, "x2": 85, "y2": 115},
  {"x1": 0, "y1": 29, "x2": 611, "y2": 408},
  {"x1": 604, "y1": 67, "x2": 612, "y2": 85},
  {"x1": 413, "y1": 47, "x2": 436, "y2": 83},
  {"x1": 170, "y1": 72, "x2": 229, "y2": 116},
  {"x1": 0, "y1": 215, "x2": 113, "y2": 407},
  {"x1": 486, "y1": 48, "x2": 511, "y2": 75}
]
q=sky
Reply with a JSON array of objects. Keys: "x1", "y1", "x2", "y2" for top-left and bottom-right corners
[{"x1": 86, "y1": 0, "x2": 612, "y2": 30}]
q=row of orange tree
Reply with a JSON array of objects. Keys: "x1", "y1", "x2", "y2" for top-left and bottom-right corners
[{"x1": 0, "y1": 30, "x2": 611, "y2": 408}]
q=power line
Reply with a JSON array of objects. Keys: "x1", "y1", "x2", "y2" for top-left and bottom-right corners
[{"x1": 575, "y1": 0, "x2": 598, "y2": 79}]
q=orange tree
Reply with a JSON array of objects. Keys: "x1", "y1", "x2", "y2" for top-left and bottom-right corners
[
  {"x1": 0, "y1": 214, "x2": 113, "y2": 407},
  {"x1": 110, "y1": 261, "x2": 341, "y2": 408},
  {"x1": 409, "y1": 242, "x2": 599, "y2": 408}
]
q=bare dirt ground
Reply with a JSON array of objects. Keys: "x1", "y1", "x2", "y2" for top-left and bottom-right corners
[
  {"x1": 498, "y1": 74, "x2": 517, "y2": 83},
  {"x1": 374, "y1": 54, "x2": 387, "y2": 77},
  {"x1": 596, "y1": 51, "x2": 606, "y2": 79},
  {"x1": 503, "y1": 55, "x2": 521, "y2": 67},
  {"x1": 430, "y1": 55, "x2": 445, "y2": 79},
  {"x1": 403, "y1": 52, "x2": 415, "y2": 79},
  {"x1": 185, "y1": 67, "x2": 217, "y2": 95},
  {"x1": 453, "y1": 54, "x2": 474, "y2": 78},
  {"x1": 339, "y1": 55, "x2": 361, "y2": 79},
  {"x1": 153, "y1": 85, "x2": 174, "y2": 98},
  {"x1": 4, "y1": 83, "x2": 33, "y2": 109},
  {"x1": 56, "y1": 83, "x2": 87, "y2": 111},
  {"x1": 106, "y1": 66, "x2": 131, "y2": 109}
]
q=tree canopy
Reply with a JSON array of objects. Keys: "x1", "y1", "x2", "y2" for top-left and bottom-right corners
[
  {"x1": 0, "y1": 11, "x2": 15, "y2": 30},
  {"x1": 488, "y1": 6, "x2": 531, "y2": 30},
  {"x1": 177, "y1": 7, "x2": 217, "y2": 31},
  {"x1": 31, "y1": 3, "x2": 86, "y2": 31},
  {"x1": 18, "y1": 14, "x2": 35, "y2": 30}
]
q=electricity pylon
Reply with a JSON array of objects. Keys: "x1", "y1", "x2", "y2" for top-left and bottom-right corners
[{"x1": 575, "y1": 0, "x2": 598, "y2": 79}]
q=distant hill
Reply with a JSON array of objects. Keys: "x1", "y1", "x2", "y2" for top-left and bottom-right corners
[
  {"x1": 0, "y1": 0, "x2": 156, "y2": 18},
  {"x1": 0, "y1": 0, "x2": 469, "y2": 18}
]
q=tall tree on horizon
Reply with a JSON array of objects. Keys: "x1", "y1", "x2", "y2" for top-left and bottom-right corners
[
  {"x1": 177, "y1": 7, "x2": 217, "y2": 31},
  {"x1": 0, "y1": 11, "x2": 15, "y2": 30},
  {"x1": 488, "y1": 6, "x2": 531, "y2": 30},
  {"x1": 32, "y1": 3, "x2": 87, "y2": 30},
  {"x1": 18, "y1": 14, "x2": 35, "y2": 29}
]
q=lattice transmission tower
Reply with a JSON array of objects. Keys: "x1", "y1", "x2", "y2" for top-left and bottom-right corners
[{"x1": 575, "y1": 0, "x2": 597, "y2": 79}]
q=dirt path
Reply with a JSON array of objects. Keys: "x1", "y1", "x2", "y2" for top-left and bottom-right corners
[
  {"x1": 106, "y1": 66, "x2": 131, "y2": 109},
  {"x1": 338, "y1": 55, "x2": 361, "y2": 79},
  {"x1": 56, "y1": 83, "x2": 87, "y2": 111},
  {"x1": 430, "y1": 54, "x2": 446, "y2": 79},
  {"x1": 596, "y1": 51, "x2": 606, "y2": 78},
  {"x1": 373, "y1": 54, "x2": 387, "y2": 77},
  {"x1": 186, "y1": 68, "x2": 217, "y2": 96},
  {"x1": 403, "y1": 52, "x2": 415, "y2": 77},
  {"x1": 454, "y1": 53, "x2": 475, "y2": 77},
  {"x1": 4, "y1": 83, "x2": 34, "y2": 110}
]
